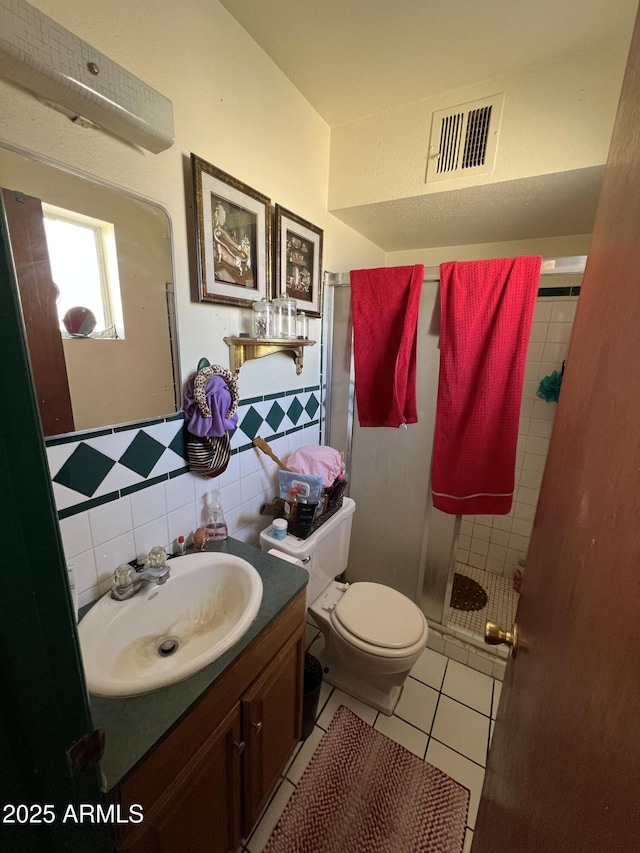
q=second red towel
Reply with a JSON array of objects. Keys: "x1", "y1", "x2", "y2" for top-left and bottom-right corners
[{"x1": 431, "y1": 256, "x2": 541, "y2": 515}]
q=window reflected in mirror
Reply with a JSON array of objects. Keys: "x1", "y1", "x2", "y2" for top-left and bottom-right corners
[{"x1": 0, "y1": 145, "x2": 179, "y2": 438}]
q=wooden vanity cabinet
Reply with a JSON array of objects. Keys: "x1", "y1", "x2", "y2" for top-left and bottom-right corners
[{"x1": 115, "y1": 590, "x2": 305, "y2": 853}]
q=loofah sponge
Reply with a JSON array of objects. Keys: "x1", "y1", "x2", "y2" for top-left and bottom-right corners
[{"x1": 537, "y1": 370, "x2": 563, "y2": 402}]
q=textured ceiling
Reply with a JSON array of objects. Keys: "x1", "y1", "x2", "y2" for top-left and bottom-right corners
[{"x1": 330, "y1": 167, "x2": 606, "y2": 251}]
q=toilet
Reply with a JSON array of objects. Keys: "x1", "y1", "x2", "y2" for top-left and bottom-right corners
[{"x1": 259, "y1": 497, "x2": 428, "y2": 715}]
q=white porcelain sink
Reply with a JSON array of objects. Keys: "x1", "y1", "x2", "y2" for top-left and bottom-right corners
[{"x1": 78, "y1": 552, "x2": 263, "y2": 697}]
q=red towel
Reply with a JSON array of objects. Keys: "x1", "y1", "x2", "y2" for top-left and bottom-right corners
[
  {"x1": 431, "y1": 256, "x2": 541, "y2": 515},
  {"x1": 350, "y1": 265, "x2": 424, "y2": 427}
]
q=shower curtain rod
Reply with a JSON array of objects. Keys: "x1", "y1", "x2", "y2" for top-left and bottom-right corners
[{"x1": 325, "y1": 255, "x2": 587, "y2": 286}]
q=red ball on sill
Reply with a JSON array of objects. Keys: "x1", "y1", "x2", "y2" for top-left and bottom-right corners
[{"x1": 63, "y1": 306, "x2": 97, "y2": 336}]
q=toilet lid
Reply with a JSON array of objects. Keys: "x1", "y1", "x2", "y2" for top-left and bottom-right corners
[{"x1": 333, "y1": 582, "x2": 425, "y2": 649}]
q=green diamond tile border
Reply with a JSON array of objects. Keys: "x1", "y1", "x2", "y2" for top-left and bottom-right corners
[
  {"x1": 53, "y1": 443, "x2": 116, "y2": 498},
  {"x1": 119, "y1": 431, "x2": 166, "y2": 478}
]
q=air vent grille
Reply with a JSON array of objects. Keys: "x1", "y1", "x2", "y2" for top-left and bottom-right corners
[
  {"x1": 461, "y1": 105, "x2": 492, "y2": 169},
  {"x1": 427, "y1": 95, "x2": 503, "y2": 184}
]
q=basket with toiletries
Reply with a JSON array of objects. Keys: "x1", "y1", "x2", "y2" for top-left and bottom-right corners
[{"x1": 276, "y1": 445, "x2": 347, "y2": 539}]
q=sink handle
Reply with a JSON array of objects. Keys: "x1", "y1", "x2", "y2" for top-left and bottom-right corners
[{"x1": 114, "y1": 564, "x2": 134, "y2": 591}]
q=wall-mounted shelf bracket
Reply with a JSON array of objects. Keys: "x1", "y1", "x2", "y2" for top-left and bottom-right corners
[{"x1": 223, "y1": 337, "x2": 316, "y2": 375}]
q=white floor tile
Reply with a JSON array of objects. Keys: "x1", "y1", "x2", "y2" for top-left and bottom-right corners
[
  {"x1": 374, "y1": 714, "x2": 428, "y2": 759},
  {"x1": 316, "y1": 681, "x2": 333, "y2": 719},
  {"x1": 442, "y1": 659, "x2": 493, "y2": 715},
  {"x1": 426, "y1": 740, "x2": 485, "y2": 830},
  {"x1": 393, "y1": 678, "x2": 438, "y2": 733},
  {"x1": 431, "y1": 696, "x2": 490, "y2": 766},
  {"x1": 285, "y1": 725, "x2": 325, "y2": 785},
  {"x1": 492, "y1": 680, "x2": 502, "y2": 719},
  {"x1": 246, "y1": 778, "x2": 295, "y2": 852},
  {"x1": 316, "y1": 688, "x2": 377, "y2": 729},
  {"x1": 410, "y1": 647, "x2": 448, "y2": 690}
]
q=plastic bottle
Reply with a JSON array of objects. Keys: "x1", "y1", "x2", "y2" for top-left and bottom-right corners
[
  {"x1": 285, "y1": 487, "x2": 298, "y2": 520},
  {"x1": 175, "y1": 535, "x2": 186, "y2": 556},
  {"x1": 204, "y1": 490, "x2": 228, "y2": 541}
]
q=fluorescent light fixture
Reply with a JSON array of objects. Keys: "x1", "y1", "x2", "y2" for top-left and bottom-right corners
[{"x1": 0, "y1": 0, "x2": 174, "y2": 153}]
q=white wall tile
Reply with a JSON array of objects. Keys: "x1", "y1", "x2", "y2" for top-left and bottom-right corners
[
  {"x1": 528, "y1": 322, "x2": 548, "y2": 342},
  {"x1": 133, "y1": 516, "x2": 170, "y2": 558},
  {"x1": 525, "y1": 341, "x2": 545, "y2": 362},
  {"x1": 512, "y1": 518, "x2": 533, "y2": 538},
  {"x1": 73, "y1": 549, "x2": 98, "y2": 596},
  {"x1": 546, "y1": 322, "x2": 572, "y2": 344},
  {"x1": 525, "y1": 435, "x2": 550, "y2": 456},
  {"x1": 523, "y1": 452, "x2": 547, "y2": 473},
  {"x1": 550, "y1": 300, "x2": 578, "y2": 323},
  {"x1": 489, "y1": 528, "x2": 510, "y2": 546},
  {"x1": 89, "y1": 497, "x2": 133, "y2": 546},
  {"x1": 532, "y1": 301, "x2": 552, "y2": 322},
  {"x1": 130, "y1": 481, "x2": 167, "y2": 528},
  {"x1": 519, "y1": 468, "x2": 543, "y2": 490},
  {"x1": 532, "y1": 399, "x2": 556, "y2": 420},
  {"x1": 165, "y1": 473, "x2": 195, "y2": 512},
  {"x1": 94, "y1": 531, "x2": 136, "y2": 587},
  {"x1": 492, "y1": 515, "x2": 512, "y2": 532},
  {"x1": 542, "y1": 341, "x2": 569, "y2": 363},
  {"x1": 468, "y1": 552, "x2": 486, "y2": 570},
  {"x1": 513, "y1": 501, "x2": 537, "y2": 523},
  {"x1": 471, "y1": 524, "x2": 491, "y2": 542},
  {"x1": 529, "y1": 418, "x2": 553, "y2": 439},
  {"x1": 488, "y1": 543, "x2": 507, "y2": 561},
  {"x1": 59, "y1": 511, "x2": 93, "y2": 558},
  {"x1": 470, "y1": 538, "x2": 489, "y2": 557},
  {"x1": 485, "y1": 557, "x2": 506, "y2": 574}
]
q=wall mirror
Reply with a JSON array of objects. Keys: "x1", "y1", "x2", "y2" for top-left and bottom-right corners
[{"x1": 0, "y1": 144, "x2": 180, "y2": 438}]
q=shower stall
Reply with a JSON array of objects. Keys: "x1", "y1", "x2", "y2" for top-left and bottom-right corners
[{"x1": 322, "y1": 257, "x2": 584, "y2": 662}]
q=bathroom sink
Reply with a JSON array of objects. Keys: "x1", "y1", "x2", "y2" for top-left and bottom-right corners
[{"x1": 78, "y1": 552, "x2": 263, "y2": 697}]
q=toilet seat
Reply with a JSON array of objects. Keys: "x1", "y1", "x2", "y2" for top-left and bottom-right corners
[{"x1": 330, "y1": 582, "x2": 427, "y2": 659}]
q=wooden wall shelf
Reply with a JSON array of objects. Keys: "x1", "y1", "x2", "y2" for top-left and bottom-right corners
[{"x1": 223, "y1": 337, "x2": 315, "y2": 374}]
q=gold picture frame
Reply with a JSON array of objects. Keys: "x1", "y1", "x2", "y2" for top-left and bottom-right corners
[
  {"x1": 274, "y1": 205, "x2": 323, "y2": 317},
  {"x1": 192, "y1": 153, "x2": 272, "y2": 306}
]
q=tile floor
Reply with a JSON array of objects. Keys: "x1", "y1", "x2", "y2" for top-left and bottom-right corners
[
  {"x1": 241, "y1": 618, "x2": 502, "y2": 853},
  {"x1": 447, "y1": 562, "x2": 519, "y2": 640}
]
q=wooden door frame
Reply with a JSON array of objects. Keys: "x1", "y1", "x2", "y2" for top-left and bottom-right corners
[{"x1": 0, "y1": 197, "x2": 113, "y2": 850}]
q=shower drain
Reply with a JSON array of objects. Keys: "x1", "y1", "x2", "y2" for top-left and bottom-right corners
[{"x1": 157, "y1": 637, "x2": 180, "y2": 657}]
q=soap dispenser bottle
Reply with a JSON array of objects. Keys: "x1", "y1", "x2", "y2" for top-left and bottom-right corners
[{"x1": 205, "y1": 490, "x2": 228, "y2": 541}]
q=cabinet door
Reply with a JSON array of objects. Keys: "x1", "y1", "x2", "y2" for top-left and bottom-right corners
[
  {"x1": 242, "y1": 629, "x2": 304, "y2": 835},
  {"x1": 118, "y1": 704, "x2": 243, "y2": 853}
]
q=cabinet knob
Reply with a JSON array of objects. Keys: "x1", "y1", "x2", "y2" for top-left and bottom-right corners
[
  {"x1": 234, "y1": 740, "x2": 245, "y2": 755},
  {"x1": 251, "y1": 721, "x2": 263, "y2": 734}
]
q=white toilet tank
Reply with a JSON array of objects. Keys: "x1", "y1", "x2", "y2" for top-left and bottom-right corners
[{"x1": 259, "y1": 497, "x2": 355, "y2": 606}]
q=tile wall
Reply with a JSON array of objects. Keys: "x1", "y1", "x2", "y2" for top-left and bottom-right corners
[
  {"x1": 456, "y1": 294, "x2": 579, "y2": 578},
  {"x1": 49, "y1": 387, "x2": 322, "y2": 609}
]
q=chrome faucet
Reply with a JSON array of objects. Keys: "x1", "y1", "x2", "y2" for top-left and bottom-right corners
[{"x1": 111, "y1": 546, "x2": 171, "y2": 601}]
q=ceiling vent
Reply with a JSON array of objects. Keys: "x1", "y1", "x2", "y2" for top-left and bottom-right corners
[{"x1": 426, "y1": 94, "x2": 504, "y2": 184}]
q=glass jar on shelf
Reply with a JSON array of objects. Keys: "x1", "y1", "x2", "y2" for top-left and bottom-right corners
[
  {"x1": 273, "y1": 295, "x2": 297, "y2": 338},
  {"x1": 296, "y1": 311, "x2": 309, "y2": 339},
  {"x1": 252, "y1": 298, "x2": 275, "y2": 338}
]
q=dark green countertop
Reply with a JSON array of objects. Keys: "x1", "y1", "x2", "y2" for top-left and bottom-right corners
[{"x1": 87, "y1": 538, "x2": 308, "y2": 792}]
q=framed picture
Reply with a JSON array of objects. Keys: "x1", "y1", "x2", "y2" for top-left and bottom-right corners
[
  {"x1": 274, "y1": 205, "x2": 323, "y2": 317},
  {"x1": 191, "y1": 153, "x2": 272, "y2": 306}
]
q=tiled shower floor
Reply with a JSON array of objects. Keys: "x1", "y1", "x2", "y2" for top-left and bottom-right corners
[{"x1": 447, "y1": 562, "x2": 519, "y2": 640}]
